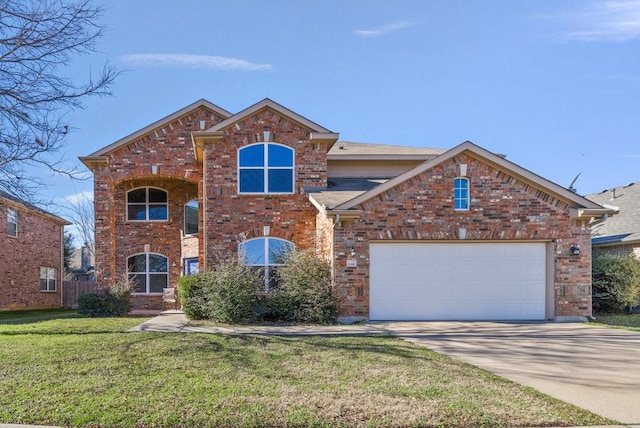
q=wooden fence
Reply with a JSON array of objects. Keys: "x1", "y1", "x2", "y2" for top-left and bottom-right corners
[{"x1": 62, "y1": 280, "x2": 106, "y2": 309}]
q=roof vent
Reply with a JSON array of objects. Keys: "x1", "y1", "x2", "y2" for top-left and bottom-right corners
[{"x1": 339, "y1": 145, "x2": 345, "y2": 150}]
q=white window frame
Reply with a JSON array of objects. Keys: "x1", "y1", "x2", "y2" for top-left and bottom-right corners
[
  {"x1": 454, "y1": 177, "x2": 470, "y2": 211},
  {"x1": 127, "y1": 252, "x2": 169, "y2": 294},
  {"x1": 40, "y1": 267, "x2": 57, "y2": 292},
  {"x1": 6, "y1": 207, "x2": 17, "y2": 237},
  {"x1": 237, "y1": 143, "x2": 295, "y2": 195},
  {"x1": 126, "y1": 187, "x2": 169, "y2": 222},
  {"x1": 238, "y1": 237, "x2": 294, "y2": 292}
]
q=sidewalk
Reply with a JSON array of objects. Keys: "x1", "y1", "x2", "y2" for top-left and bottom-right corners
[{"x1": 127, "y1": 310, "x2": 386, "y2": 335}]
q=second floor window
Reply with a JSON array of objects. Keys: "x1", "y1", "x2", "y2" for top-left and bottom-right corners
[
  {"x1": 127, "y1": 187, "x2": 168, "y2": 221},
  {"x1": 238, "y1": 143, "x2": 294, "y2": 194},
  {"x1": 184, "y1": 199, "x2": 198, "y2": 234},
  {"x1": 6, "y1": 207, "x2": 17, "y2": 237},
  {"x1": 454, "y1": 177, "x2": 469, "y2": 211}
]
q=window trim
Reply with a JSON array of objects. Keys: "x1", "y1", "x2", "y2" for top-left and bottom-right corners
[
  {"x1": 6, "y1": 207, "x2": 17, "y2": 237},
  {"x1": 184, "y1": 199, "x2": 198, "y2": 235},
  {"x1": 127, "y1": 252, "x2": 169, "y2": 294},
  {"x1": 454, "y1": 177, "x2": 470, "y2": 211},
  {"x1": 126, "y1": 187, "x2": 169, "y2": 222},
  {"x1": 40, "y1": 267, "x2": 57, "y2": 292},
  {"x1": 238, "y1": 237, "x2": 294, "y2": 292},
  {"x1": 237, "y1": 143, "x2": 295, "y2": 195}
]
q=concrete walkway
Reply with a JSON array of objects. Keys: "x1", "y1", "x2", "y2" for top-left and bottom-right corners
[{"x1": 126, "y1": 312, "x2": 640, "y2": 427}]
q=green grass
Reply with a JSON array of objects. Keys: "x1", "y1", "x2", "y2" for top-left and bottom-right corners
[
  {"x1": 591, "y1": 312, "x2": 640, "y2": 332},
  {"x1": 0, "y1": 310, "x2": 612, "y2": 428}
]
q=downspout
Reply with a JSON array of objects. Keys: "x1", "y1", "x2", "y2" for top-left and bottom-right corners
[
  {"x1": 60, "y1": 225, "x2": 64, "y2": 308},
  {"x1": 201, "y1": 145, "x2": 208, "y2": 271}
]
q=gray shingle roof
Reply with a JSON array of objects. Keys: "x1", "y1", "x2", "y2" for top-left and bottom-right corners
[
  {"x1": 586, "y1": 182, "x2": 640, "y2": 244},
  {"x1": 307, "y1": 178, "x2": 388, "y2": 209},
  {"x1": 0, "y1": 190, "x2": 70, "y2": 225}
]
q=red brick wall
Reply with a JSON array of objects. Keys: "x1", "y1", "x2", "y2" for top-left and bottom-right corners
[
  {"x1": 0, "y1": 203, "x2": 63, "y2": 310},
  {"x1": 92, "y1": 106, "x2": 225, "y2": 309},
  {"x1": 332, "y1": 153, "x2": 593, "y2": 319},
  {"x1": 201, "y1": 108, "x2": 328, "y2": 267}
]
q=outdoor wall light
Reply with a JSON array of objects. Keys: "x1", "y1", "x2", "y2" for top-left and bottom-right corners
[
  {"x1": 570, "y1": 245, "x2": 581, "y2": 256},
  {"x1": 349, "y1": 247, "x2": 356, "y2": 256}
]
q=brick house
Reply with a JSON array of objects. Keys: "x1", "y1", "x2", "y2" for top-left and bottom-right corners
[
  {"x1": 80, "y1": 98, "x2": 613, "y2": 321},
  {"x1": 587, "y1": 182, "x2": 638, "y2": 258},
  {"x1": 0, "y1": 191, "x2": 70, "y2": 311}
]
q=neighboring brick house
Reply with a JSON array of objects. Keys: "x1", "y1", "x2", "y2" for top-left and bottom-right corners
[
  {"x1": 587, "y1": 182, "x2": 638, "y2": 258},
  {"x1": 80, "y1": 98, "x2": 613, "y2": 321},
  {"x1": 0, "y1": 191, "x2": 70, "y2": 311}
]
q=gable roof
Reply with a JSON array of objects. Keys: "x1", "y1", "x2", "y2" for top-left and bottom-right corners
[
  {"x1": 331, "y1": 141, "x2": 612, "y2": 220},
  {"x1": 203, "y1": 98, "x2": 335, "y2": 135},
  {"x1": 0, "y1": 190, "x2": 70, "y2": 226},
  {"x1": 80, "y1": 99, "x2": 231, "y2": 168},
  {"x1": 587, "y1": 182, "x2": 640, "y2": 245}
]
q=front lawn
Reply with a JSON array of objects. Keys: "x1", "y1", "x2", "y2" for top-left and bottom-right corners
[
  {"x1": 0, "y1": 310, "x2": 611, "y2": 428},
  {"x1": 591, "y1": 313, "x2": 640, "y2": 332}
]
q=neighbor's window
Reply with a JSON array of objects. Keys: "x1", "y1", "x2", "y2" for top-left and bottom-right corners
[
  {"x1": 127, "y1": 187, "x2": 168, "y2": 221},
  {"x1": 40, "y1": 267, "x2": 57, "y2": 291},
  {"x1": 239, "y1": 237, "x2": 294, "y2": 291},
  {"x1": 184, "y1": 199, "x2": 198, "y2": 235},
  {"x1": 128, "y1": 253, "x2": 168, "y2": 294},
  {"x1": 238, "y1": 143, "x2": 294, "y2": 194},
  {"x1": 6, "y1": 207, "x2": 17, "y2": 237},
  {"x1": 454, "y1": 177, "x2": 469, "y2": 211}
]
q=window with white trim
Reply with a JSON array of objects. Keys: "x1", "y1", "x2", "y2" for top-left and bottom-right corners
[
  {"x1": 40, "y1": 267, "x2": 57, "y2": 291},
  {"x1": 238, "y1": 143, "x2": 294, "y2": 194},
  {"x1": 127, "y1": 187, "x2": 168, "y2": 221},
  {"x1": 128, "y1": 253, "x2": 168, "y2": 294},
  {"x1": 184, "y1": 199, "x2": 198, "y2": 235},
  {"x1": 6, "y1": 207, "x2": 17, "y2": 237},
  {"x1": 239, "y1": 237, "x2": 294, "y2": 291},
  {"x1": 454, "y1": 177, "x2": 469, "y2": 211}
]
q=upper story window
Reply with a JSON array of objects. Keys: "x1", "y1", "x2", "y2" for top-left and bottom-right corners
[
  {"x1": 127, "y1": 187, "x2": 168, "y2": 221},
  {"x1": 184, "y1": 199, "x2": 198, "y2": 235},
  {"x1": 128, "y1": 253, "x2": 168, "y2": 294},
  {"x1": 238, "y1": 143, "x2": 294, "y2": 194},
  {"x1": 239, "y1": 237, "x2": 294, "y2": 291},
  {"x1": 454, "y1": 177, "x2": 469, "y2": 211},
  {"x1": 6, "y1": 207, "x2": 17, "y2": 237}
]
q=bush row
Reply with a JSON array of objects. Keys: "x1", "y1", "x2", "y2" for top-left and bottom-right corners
[{"x1": 178, "y1": 250, "x2": 337, "y2": 324}]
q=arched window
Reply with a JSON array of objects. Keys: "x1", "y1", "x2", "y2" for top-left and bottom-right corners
[
  {"x1": 128, "y1": 253, "x2": 168, "y2": 294},
  {"x1": 454, "y1": 177, "x2": 469, "y2": 211},
  {"x1": 127, "y1": 187, "x2": 168, "y2": 221},
  {"x1": 238, "y1": 143, "x2": 294, "y2": 194},
  {"x1": 239, "y1": 237, "x2": 294, "y2": 291},
  {"x1": 184, "y1": 199, "x2": 198, "y2": 235}
]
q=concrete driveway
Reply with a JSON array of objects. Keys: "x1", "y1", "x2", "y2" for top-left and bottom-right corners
[{"x1": 376, "y1": 321, "x2": 640, "y2": 425}]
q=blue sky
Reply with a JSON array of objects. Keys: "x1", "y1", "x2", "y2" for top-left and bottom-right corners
[{"x1": 52, "y1": 0, "x2": 640, "y2": 218}]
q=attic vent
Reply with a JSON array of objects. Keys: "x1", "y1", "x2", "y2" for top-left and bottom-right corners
[{"x1": 339, "y1": 145, "x2": 345, "y2": 150}]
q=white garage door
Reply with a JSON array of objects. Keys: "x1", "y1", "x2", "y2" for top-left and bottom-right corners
[{"x1": 370, "y1": 242, "x2": 547, "y2": 321}]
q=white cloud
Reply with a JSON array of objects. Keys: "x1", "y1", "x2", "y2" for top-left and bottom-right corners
[
  {"x1": 354, "y1": 21, "x2": 414, "y2": 38},
  {"x1": 562, "y1": 0, "x2": 640, "y2": 42},
  {"x1": 63, "y1": 190, "x2": 93, "y2": 205},
  {"x1": 120, "y1": 54, "x2": 272, "y2": 71}
]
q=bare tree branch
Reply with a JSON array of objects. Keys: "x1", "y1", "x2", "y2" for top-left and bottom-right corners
[{"x1": 0, "y1": 0, "x2": 117, "y2": 200}]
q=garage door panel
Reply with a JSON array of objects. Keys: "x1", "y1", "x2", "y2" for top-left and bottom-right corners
[{"x1": 370, "y1": 242, "x2": 546, "y2": 321}]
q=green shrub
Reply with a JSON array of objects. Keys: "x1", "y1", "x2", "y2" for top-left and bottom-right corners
[
  {"x1": 592, "y1": 249, "x2": 640, "y2": 313},
  {"x1": 177, "y1": 272, "x2": 211, "y2": 320},
  {"x1": 179, "y1": 256, "x2": 263, "y2": 323},
  {"x1": 77, "y1": 272, "x2": 135, "y2": 317},
  {"x1": 271, "y1": 249, "x2": 337, "y2": 323},
  {"x1": 204, "y1": 257, "x2": 263, "y2": 323}
]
